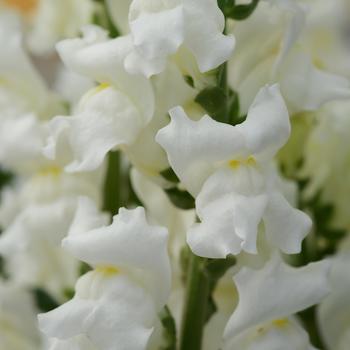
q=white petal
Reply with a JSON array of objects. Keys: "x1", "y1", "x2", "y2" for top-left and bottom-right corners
[
  {"x1": 39, "y1": 273, "x2": 157, "y2": 350},
  {"x1": 317, "y1": 254, "x2": 350, "y2": 350},
  {"x1": 281, "y1": 51, "x2": 350, "y2": 114},
  {"x1": 156, "y1": 106, "x2": 245, "y2": 196},
  {"x1": 38, "y1": 298, "x2": 94, "y2": 339},
  {"x1": 67, "y1": 197, "x2": 109, "y2": 237},
  {"x1": 129, "y1": 3, "x2": 184, "y2": 59},
  {"x1": 188, "y1": 168, "x2": 269, "y2": 257},
  {"x1": 56, "y1": 28, "x2": 154, "y2": 120},
  {"x1": 62, "y1": 207, "x2": 171, "y2": 307},
  {"x1": 263, "y1": 192, "x2": 312, "y2": 254},
  {"x1": 183, "y1": 0, "x2": 235, "y2": 72},
  {"x1": 236, "y1": 84, "x2": 290, "y2": 161},
  {"x1": 224, "y1": 317, "x2": 315, "y2": 350},
  {"x1": 46, "y1": 86, "x2": 145, "y2": 172},
  {"x1": 224, "y1": 255, "x2": 331, "y2": 340}
]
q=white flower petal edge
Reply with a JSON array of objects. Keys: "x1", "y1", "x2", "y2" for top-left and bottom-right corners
[
  {"x1": 126, "y1": 0, "x2": 235, "y2": 77},
  {"x1": 223, "y1": 255, "x2": 331, "y2": 341},
  {"x1": 156, "y1": 84, "x2": 289, "y2": 196},
  {"x1": 39, "y1": 205, "x2": 171, "y2": 350},
  {"x1": 44, "y1": 26, "x2": 155, "y2": 172},
  {"x1": 157, "y1": 85, "x2": 310, "y2": 258},
  {"x1": 56, "y1": 26, "x2": 154, "y2": 119},
  {"x1": 62, "y1": 205, "x2": 171, "y2": 307}
]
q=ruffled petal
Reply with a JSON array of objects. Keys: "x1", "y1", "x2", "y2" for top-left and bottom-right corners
[
  {"x1": 183, "y1": 0, "x2": 235, "y2": 72},
  {"x1": 263, "y1": 192, "x2": 312, "y2": 254},
  {"x1": 236, "y1": 84, "x2": 290, "y2": 161},
  {"x1": 224, "y1": 255, "x2": 331, "y2": 340},
  {"x1": 62, "y1": 207, "x2": 171, "y2": 306},
  {"x1": 156, "y1": 106, "x2": 245, "y2": 196},
  {"x1": 281, "y1": 51, "x2": 350, "y2": 114},
  {"x1": 56, "y1": 27, "x2": 154, "y2": 120}
]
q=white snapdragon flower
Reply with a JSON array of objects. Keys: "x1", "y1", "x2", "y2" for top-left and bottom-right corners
[
  {"x1": 157, "y1": 84, "x2": 311, "y2": 258},
  {"x1": 0, "y1": 169, "x2": 102, "y2": 299},
  {"x1": 228, "y1": 0, "x2": 350, "y2": 115},
  {"x1": 301, "y1": 100, "x2": 350, "y2": 230},
  {"x1": 125, "y1": 0, "x2": 235, "y2": 77},
  {"x1": 43, "y1": 25, "x2": 155, "y2": 173},
  {"x1": 38, "y1": 202, "x2": 171, "y2": 350},
  {"x1": 0, "y1": 12, "x2": 64, "y2": 173},
  {"x1": 0, "y1": 282, "x2": 42, "y2": 350},
  {"x1": 223, "y1": 255, "x2": 330, "y2": 349},
  {"x1": 1, "y1": 0, "x2": 95, "y2": 55},
  {"x1": 317, "y1": 237, "x2": 350, "y2": 350}
]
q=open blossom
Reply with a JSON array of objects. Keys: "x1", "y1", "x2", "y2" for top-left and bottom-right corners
[
  {"x1": 223, "y1": 255, "x2": 330, "y2": 349},
  {"x1": 228, "y1": 0, "x2": 350, "y2": 115},
  {"x1": 125, "y1": 0, "x2": 235, "y2": 77},
  {"x1": 317, "y1": 236, "x2": 350, "y2": 350},
  {"x1": 0, "y1": 168, "x2": 102, "y2": 299},
  {"x1": 0, "y1": 0, "x2": 96, "y2": 55},
  {"x1": 157, "y1": 84, "x2": 311, "y2": 258},
  {"x1": 300, "y1": 100, "x2": 350, "y2": 230},
  {"x1": 43, "y1": 25, "x2": 154, "y2": 173},
  {"x1": 0, "y1": 12, "x2": 64, "y2": 173},
  {"x1": 39, "y1": 202, "x2": 171, "y2": 350},
  {"x1": 0, "y1": 282, "x2": 42, "y2": 350}
]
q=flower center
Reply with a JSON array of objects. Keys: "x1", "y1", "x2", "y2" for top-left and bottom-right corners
[
  {"x1": 272, "y1": 318, "x2": 289, "y2": 328},
  {"x1": 228, "y1": 156, "x2": 256, "y2": 169},
  {"x1": 3, "y1": 0, "x2": 39, "y2": 15}
]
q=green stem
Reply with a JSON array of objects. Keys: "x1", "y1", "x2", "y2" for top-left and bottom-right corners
[
  {"x1": 179, "y1": 252, "x2": 209, "y2": 350},
  {"x1": 103, "y1": 151, "x2": 121, "y2": 216}
]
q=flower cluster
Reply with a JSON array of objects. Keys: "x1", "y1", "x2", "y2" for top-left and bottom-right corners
[{"x1": 0, "y1": 0, "x2": 350, "y2": 349}]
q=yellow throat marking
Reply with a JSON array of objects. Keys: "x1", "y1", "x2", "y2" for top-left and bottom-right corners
[
  {"x1": 96, "y1": 266, "x2": 119, "y2": 276},
  {"x1": 272, "y1": 318, "x2": 289, "y2": 328},
  {"x1": 229, "y1": 156, "x2": 256, "y2": 169}
]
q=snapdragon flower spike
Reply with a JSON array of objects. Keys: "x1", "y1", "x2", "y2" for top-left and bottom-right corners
[
  {"x1": 38, "y1": 203, "x2": 171, "y2": 350},
  {"x1": 125, "y1": 0, "x2": 235, "y2": 77},
  {"x1": 156, "y1": 84, "x2": 311, "y2": 258},
  {"x1": 223, "y1": 255, "x2": 331, "y2": 349},
  {"x1": 43, "y1": 26, "x2": 154, "y2": 172}
]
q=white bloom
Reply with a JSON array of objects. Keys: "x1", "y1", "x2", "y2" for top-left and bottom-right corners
[
  {"x1": 223, "y1": 255, "x2": 330, "y2": 349},
  {"x1": 125, "y1": 0, "x2": 235, "y2": 77},
  {"x1": 0, "y1": 282, "x2": 42, "y2": 350},
  {"x1": 157, "y1": 85, "x2": 311, "y2": 258},
  {"x1": 39, "y1": 205, "x2": 171, "y2": 350},
  {"x1": 44, "y1": 26, "x2": 155, "y2": 172},
  {"x1": 301, "y1": 100, "x2": 350, "y2": 230},
  {"x1": 228, "y1": 0, "x2": 350, "y2": 115},
  {"x1": 317, "y1": 237, "x2": 350, "y2": 350},
  {"x1": 0, "y1": 170, "x2": 102, "y2": 299},
  {"x1": 1, "y1": 0, "x2": 95, "y2": 55}
]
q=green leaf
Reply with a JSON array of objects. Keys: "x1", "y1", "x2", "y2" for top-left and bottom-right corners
[
  {"x1": 32, "y1": 288, "x2": 59, "y2": 312},
  {"x1": 218, "y1": 0, "x2": 260, "y2": 20},
  {"x1": 159, "y1": 306, "x2": 177, "y2": 350},
  {"x1": 160, "y1": 168, "x2": 180, "y2": 184},
  {"x1": 205, "y1": 255, "x2": 236, "y2": 281},
  {"x1": 164, "y1": 188, "x2": 195, "y2": 210},
  {"x1": 195, "y1": 86, "x2": 227, "y2": 122},
  {"x1": 92, "y1": 0, "x2": 120, "y2": 38}
]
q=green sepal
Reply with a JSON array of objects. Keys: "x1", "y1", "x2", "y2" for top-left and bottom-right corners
[
  {"x1": 159, "y1": 306, "x2": 177, "y2": 350},
  {"x1": 32, "y1": 288, "x2": 59, "y2": 312},
  {"x1": 160, "y1": 168, "x2": 180, "y2": 184},
  {"x1": 218, "y1": 0, "x2": 260, "y2": 20},
  {"x1": 164, "y1": 188, "x2": 195, "y2": 210}
]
